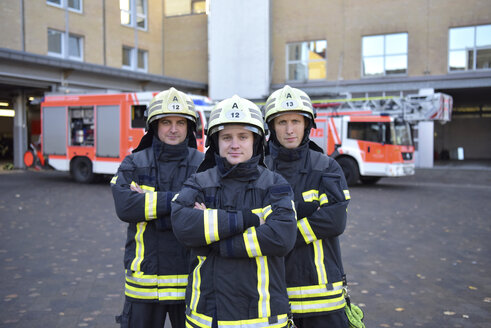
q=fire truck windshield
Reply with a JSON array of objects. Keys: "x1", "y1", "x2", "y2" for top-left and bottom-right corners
[{"x1": 392, "y1": 121, "x2": 412, "y2": 146}]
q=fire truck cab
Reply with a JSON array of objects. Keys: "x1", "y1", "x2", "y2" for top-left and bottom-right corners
[
  {"x1": 311, "y1": 113, "x2": 414, "y2": 185},
  {"x1": 28, "y1": 92, "x2": 211, "y2": 183}
]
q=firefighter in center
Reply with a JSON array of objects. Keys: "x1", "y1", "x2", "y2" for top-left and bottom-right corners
[
  {"x1": 111, "y1": 87, "x2": 204, "y2": 328},
  {"x1": 171, "y1": 95, "x2": 297, "y2": 328},
  {"x1": 264, "y1": 85, "x2": 352, "y2": 328}
]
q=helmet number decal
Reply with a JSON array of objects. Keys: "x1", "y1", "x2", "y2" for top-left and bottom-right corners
[
  {"x1": 168, "y1": 102, "x2": 181, "y2": 111},
  {"x1": 282, "y1": 100, "x2": 298, "y2": 109},
  {"x1": 226, "y1": 110, "x2": 243, "y2": 120}
]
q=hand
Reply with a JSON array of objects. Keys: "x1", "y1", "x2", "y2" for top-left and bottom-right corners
[
  {"x1": 296, "y1": 201, "x2": 320, "y2": 219},
  {"x1": 130, "y1": 182, "x2": 144, "y2": 193},
  {"x1": 194, "y1": 202, "x2": 207, "y2": 211}
]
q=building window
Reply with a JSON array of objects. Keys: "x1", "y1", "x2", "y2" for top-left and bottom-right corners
[
  {"x1": 47, "y1": 0, "x2": 82, "y2": 12},
  {"x1": 362, "y1": 33, "x2": 408, "y2": 77},
  {"x1": 48, "y1": 29, "x2": 83, "y2": 60},
  {"x1": 448, "y1": 24, "x2": 491, "y2": 71},
  {"x1": 165, "y1": 0, "x2": 206, "y2": 16},
  {"x1": 120, "y1": 0, "x2": 147, "y2": 30},
  {"x1": 123, "y1": 46, "x2": 148, "y2": 72},
  {"x1": 286, "y1": 40, "x2": 327, "y2": 82}
]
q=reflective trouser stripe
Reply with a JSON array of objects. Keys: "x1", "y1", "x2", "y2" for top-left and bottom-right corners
[
  {"x1": 290, "y1": 295, "x2": 346, "y2": 313},
  {"x1": 297, "y1": 218, "x2": 316, "y2": 244},
  {"x1": 110, "y1": 175, "x2": 117, "y2": 184},
  {"x1": 190, "y1": 256, "x2": 206, "y2": 312},
  {"x1": 130, "y1": 222, "x2": 147, "y2": 271},
  {"x1": 256, "y1": 257, "x2": 270, "y2": 318},
  {"x1": 218, "y1": 314, "x2": 288, "y2": 327},
  {"x1": 344, "y1": 189, "x2": 351, "y2": 200},
  {"x1": 186, "y1": 309, "x2": 213, "y2": 328},
  {"x1": 287, "y1": 282, "x2": 344, "y2": 298},
  {"x1": 243, "y1": 227, "x2": 262, "y2": 257},
  {"x1": 125, "y1": 283, "x2": 186, "y2": 300},
  {"x1": 252, "y1": 205, "x2": 273, "y2": 222},
  {"x1": 313, "y1": 240, "x2": 328, "y2": 284},
  {"x1": 204, "y1": 209, "x2": 219, "y2": 244}
]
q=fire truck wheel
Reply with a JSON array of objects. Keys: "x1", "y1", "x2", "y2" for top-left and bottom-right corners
[
  {"x1": 71, "y1": 157, "x2": 94, "y2": 183},
  {"x1": 360, "y1": 176, "x2": 381, "y2": 185},
  {"x1": 337, "y1": 157, "x2": 359, "y2": 186}
]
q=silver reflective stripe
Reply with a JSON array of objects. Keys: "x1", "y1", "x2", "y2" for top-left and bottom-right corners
[
  {"x1": 256, "y1": 257, "x2": 270, "y2": 318},
  {"x1": 204, "y1": 209, "x2": 218, "y2": 244},
  {"x1": 287, "y1": 284, "x2": 343, "y2": 298},
  {"x1": 159, "y1": 276, "x2": 187, "y2": 285},
  {"x1": 290, "y1": 297, "x2": 346, "y2": 312},
  {"x1": 126, "y1": 273, "x2": 157, "y2": 285},
  {"x1": 298, "y1": 219, "x2": 315, "y2": 243},
  {"x1": 187, "y1": 310, "x2": 212, "y2": 328},
  {"x1": 159, "y1": 289, "x2": 185, "y2": 299},
  {"x1": 313, "y1": 240, "x2": 328, "y2": 284},
  {"x1": 245, "y1": 229, "x2": 261, "y2": 257},
  {"x1": 145, "y1": 191, "x2": 157, "y2": 220}
]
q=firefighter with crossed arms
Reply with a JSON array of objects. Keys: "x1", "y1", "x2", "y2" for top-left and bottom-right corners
[
  {"x1": 264, "y1": 85, "x2": 351, "y2": 328},
  {"x1": 111, "y1": 87, "x2": 204, "y2": 328},
  {"x1": 171, "y1": 95, "x2": 297, "y2": 328}
]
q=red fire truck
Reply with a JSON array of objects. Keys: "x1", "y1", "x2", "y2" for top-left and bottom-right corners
[
  {"x1": 24, "y1": 92, "x2": 212, "y2": 182},
  {"x1": 310, "y1": 93, "x2": 453, "y2": 185}
]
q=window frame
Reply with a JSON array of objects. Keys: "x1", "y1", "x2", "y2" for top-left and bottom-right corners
[
  {"x1": 47, "y1": 29, "x2": 84, "y2": 61},
  {"x1": 361, "y1": 32, "x2": 408, "y2": 78},
  {"x1": 164, "y1": 0, "x2": 207, "y2": 17},
  {"x1": 122, "y1": 46, "x2": 148, "y2": 72},
  {"x1": 285, "y1": 40, "x2": 327, "y2": 82},
  {"x1": 120, "y1": 0, "x2": 148, "y2": 31},
  {"x1": 448, "y1": 24, "x2": 491, "y2": 72},
  {"x1": 47, "y1": 0, "x2": 83, "y2": 13}
]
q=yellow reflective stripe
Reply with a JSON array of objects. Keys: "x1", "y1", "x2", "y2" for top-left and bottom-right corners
[
  {"x1": 125, "y1": 283, "x2": 186, "y2": 300},
  {"x1": 313, "y1": 240, "x2": 328, "y2": 284},
  {"x1": 287, "y1": 282, "x2": 344, "y2": 299},
  {"x1": 256, "y1": 257, "x2": 270, "y2": 318},
  {"x1": 110, "y1": 175, "x2": 117, "y2": 184},
  {"x1": 125, "y1": 271, "x2": 188, "y2": 287},
  {"x1": 144, "y1": 192, "x2": 157, "y2": 220},
  {"x1": 186, "y1": 310, "x2": 213, "y2": 328},
  {"x1": 302, "y1": 189, "x2": 319, "y2": 202},
  {"x1": 243, "y1": 227, "x2": 262, "y2": 258},
  {"x1": 319, "y1": 193, "x2": 328, "y2": 206},
  {"x1": 252, "y1": 205, "x2": 273, "y2": 222},
  {"x1": 344, "y1": 189, "x2": 351, "y2": 200},
  {"x1": 217, "y1": 314, "x2": 288, "y2": 328},
  {"x1": 204, "y1": 209, "x2": 219, "y2": 245},
  {"x1": 297, "y1": 218, "x2": 316, "y2": 244},
  {"x1": 190, "y1": 256, "x2": 206, "y2": 312},
  {"x1": 290, "y1": 295, "x2": 346, "y2": 313},
  {"x1": 130, "y1": 222, "x2": 147, "y2": 271}
]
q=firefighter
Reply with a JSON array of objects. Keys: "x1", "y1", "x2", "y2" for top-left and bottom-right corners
[
  {"x1": 110, "y1": 87, "x2": 204, "y2": 328},
  {"x1": 264, "y1": 85, "x2": 351, "y2": 328},
  {"x1": 171, "y1": 95, "x2": 297, "y2": 328}
]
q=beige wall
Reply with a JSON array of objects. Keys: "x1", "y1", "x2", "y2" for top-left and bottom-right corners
[
  {"x1": 0, "y1": 0, "x2": 22, "y2": 50},
  {"x1": 163, "y1": 14, "x2": 208, "y2": 83},
  {"x1": 271, "y1": 0, "x2": 491, "y2": 84}
]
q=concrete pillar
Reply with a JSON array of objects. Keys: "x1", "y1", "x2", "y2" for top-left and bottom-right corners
[
  {"x1": 414, "y1": 121, "x2": 434, "y2": 168},
  {"x1": 13, "y1": 91, "x2": 27, "y2": 169}
]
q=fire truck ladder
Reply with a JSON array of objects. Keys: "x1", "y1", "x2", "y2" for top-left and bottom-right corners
[{"x1": 313, "y1": 93, "x2": 453, "y2": 123}]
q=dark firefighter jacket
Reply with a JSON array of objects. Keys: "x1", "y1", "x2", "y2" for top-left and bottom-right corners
[
  {"x1": 265, "y1": 141, "x2": 351, "y2": 318},
  {"x1": 111, "y1": 136, "x2": 203, "y2": 304},
  {"x1": 171, "y1": 155, "x2": 297, "y2": 328}
]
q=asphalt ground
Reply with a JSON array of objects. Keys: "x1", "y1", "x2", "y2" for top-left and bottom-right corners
[{"x1": 0, "y1": 167, "x2": 490, "y2": 327}]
